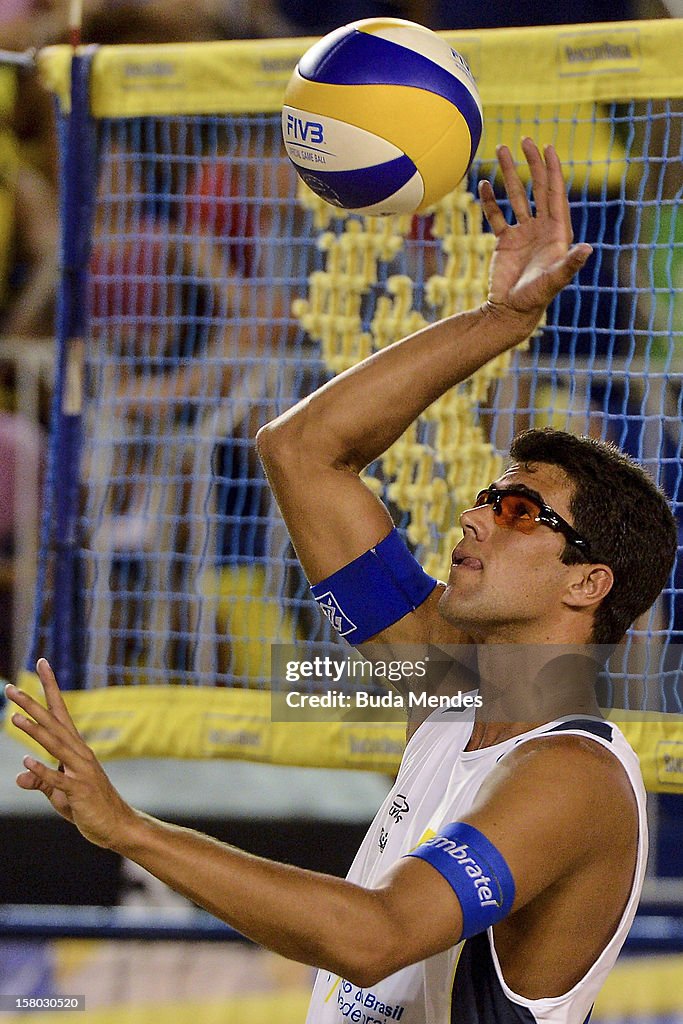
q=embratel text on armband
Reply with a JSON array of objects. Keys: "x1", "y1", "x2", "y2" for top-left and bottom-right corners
[{"x1": 406, "y1": 821, "x2": 515, "y2": 938}]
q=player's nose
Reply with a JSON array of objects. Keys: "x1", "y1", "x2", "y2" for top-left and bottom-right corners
[{"x1": 460, "y1": 503, "x2": 493, "y2": 540}]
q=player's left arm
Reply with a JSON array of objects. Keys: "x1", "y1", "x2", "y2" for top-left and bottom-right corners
[
  {"x1": 7, "y1": 666, "x2": 636, "y2": 987},
  {"x1": 374, "y1": 734, "x2": 639, "y2": 975}
]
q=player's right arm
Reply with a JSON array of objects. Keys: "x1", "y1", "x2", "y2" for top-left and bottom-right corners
[
  {"x1": 7, "y1": 662, "x2": 636, "y2": 992},
  {"x1": 257, "y1": 139, "x2": 591, "y2": 644}
]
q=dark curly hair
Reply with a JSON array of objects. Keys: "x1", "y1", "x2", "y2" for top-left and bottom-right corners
[{"x1": 508, "y1": 428, "x2": 678, "y2": 646}]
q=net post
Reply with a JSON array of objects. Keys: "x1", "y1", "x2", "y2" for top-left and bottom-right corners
[{"x1": 47, "y1": 48, "x2": 98, "y2": 689}]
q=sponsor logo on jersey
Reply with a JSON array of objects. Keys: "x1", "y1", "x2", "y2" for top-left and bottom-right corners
[
  {"x1": 377, "y1": 794, "x2": 411, "y2": 852},
  {"x1": 388, "y1": 794, "x2": 410, "y2": 823},
  {"x1": 338, "y1": 980, "x2": 406, "y2": 1021},
  {"x1": 409, "y1": 828, "x2": 437, "y2": 851}
]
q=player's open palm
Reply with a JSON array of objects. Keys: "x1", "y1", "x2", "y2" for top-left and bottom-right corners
[
  {"x1": 479, "y1": 138, "x2": 592, "y2": 321},
  {"x1": 6, "y1": 659, "x2": 135, "y2": 850}
]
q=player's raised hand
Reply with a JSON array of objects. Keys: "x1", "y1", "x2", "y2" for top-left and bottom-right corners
[
  {"x1": 478, "y1": 138, "x2": 592, "y2": 321},
  {"x1": 6, "y1": 659, "x2": 136, "y2": 849}
]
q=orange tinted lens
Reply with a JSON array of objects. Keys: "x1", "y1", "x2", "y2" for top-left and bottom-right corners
[{"x1": 495, "y1": 494, "x2": 542, "y2": 534}]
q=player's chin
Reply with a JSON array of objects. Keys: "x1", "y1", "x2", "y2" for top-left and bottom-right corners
[
  {"x1": 439, "y1": 581, "x2": 469, "y2": 618},
  {"x1": 439, "y1": 574, "x2": 486, "y2": 621}
]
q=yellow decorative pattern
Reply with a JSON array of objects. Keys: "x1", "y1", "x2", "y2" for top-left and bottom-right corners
[
  {"x1": 294, "y1": 179, "x2": 535, "y2": 580},
  {"x1": 293, "y1": 180, "x2": 413, "y2": 375}
]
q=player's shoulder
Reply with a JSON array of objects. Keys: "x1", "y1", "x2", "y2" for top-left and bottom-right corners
[
  {"x1": 510, "y1": 717, "x2": 638, "y2": 776},
  {"x1": 508, "y1": 718, "x2": 633, "y2": 774},
  {"x1": 496, "y1": 722, "x2": 641, "y2": 833}
]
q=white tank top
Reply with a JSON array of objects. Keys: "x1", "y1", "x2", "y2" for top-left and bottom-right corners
[{"x1": 305, "y1": 708, "x2": 648, "y2": 1024}]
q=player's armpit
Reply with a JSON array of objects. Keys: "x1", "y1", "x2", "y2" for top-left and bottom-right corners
[
  {"x1": 356, "y1": 589, "x2": 476, "y2": 720},
  {"x1": 350, "y1": 803, "x2": 523, "y2": 982},
  {"x1": 369, "y1": 734, "x2": 640, "y2": 987}
]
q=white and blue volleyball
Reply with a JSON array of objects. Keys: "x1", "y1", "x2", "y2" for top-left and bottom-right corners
[{"x1": 282, "y1": 18, "x2": 483, "y2": 216}]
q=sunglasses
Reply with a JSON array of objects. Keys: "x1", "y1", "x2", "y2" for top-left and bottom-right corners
[{"x1": 473, "y1": 483, "x2": 594, "y2": 560}]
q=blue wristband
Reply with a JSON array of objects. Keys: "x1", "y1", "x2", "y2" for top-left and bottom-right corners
[
  {"x1": 406, "y1": 822, "x2": 516, "y2": 939},
  {"x1": 310, "y1": 528, "x2": 437, "y2": 643}
]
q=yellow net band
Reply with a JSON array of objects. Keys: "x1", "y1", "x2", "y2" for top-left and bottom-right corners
[
  {"x1": 39, "y1": 18, "x2": 683, "y2": 119},
  {"x1": 4, "y1": 670, "x2": 406, "y2": 774},
  {"x1": 5, "y1": 671, "x2": 682, "y2": 792}
]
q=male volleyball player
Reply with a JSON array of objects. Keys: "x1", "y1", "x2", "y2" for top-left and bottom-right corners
[{"x1": 7, "y1": 139, "x2": 677, "y2": 1024}]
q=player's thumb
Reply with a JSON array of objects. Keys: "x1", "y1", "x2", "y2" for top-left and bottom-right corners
[
  {"x1": 567, "y1": 242, "x2": 593, "y2": 267},
  {"x1": 547, "y1": 243, "x2": 593, "y2": 292},
  {"x1": 562, "y1": 242, "x2": 593, "y2": 277}
]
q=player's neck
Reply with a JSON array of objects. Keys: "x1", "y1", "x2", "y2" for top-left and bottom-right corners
[{"x1": 469, "y1": 642, "x2": 603, "y2": 742}]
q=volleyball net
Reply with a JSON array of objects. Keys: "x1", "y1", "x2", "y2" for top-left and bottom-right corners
[{"x1": 3, "y1": 21, "x2": 683, "y2": 786}]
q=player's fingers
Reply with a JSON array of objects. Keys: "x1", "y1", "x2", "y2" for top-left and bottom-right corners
[
  {"x1": 36, "y1": 658, "x2": 80, "y2": 734},
  {"x1": 478, "y1": 179, "x2": 507, "y2": 236},
  {"x1": 544, "y1": 144, "x2": 573, "y2": 239},
  {"x1": 16, "y1": 767, "x2": 45, "y2": 790},
  {"x1": 5, "y1": 682, "x2": 80, "y2": 747},
  {"x1": 496, "y1": 145, "x2": 531, "y2": 223},
  {"x1": 521, "y1": 138, "x2": 548, "y2": 219},
  {"x1": 19, "y1": 754, "x2": 71, "y2": 791},
  {"x1": 9, "y1": 708, "x2": 85, "y2": 771}
]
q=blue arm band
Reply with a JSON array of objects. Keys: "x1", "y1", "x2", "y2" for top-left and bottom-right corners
[
  {"x1": 405, "y1": 822, "x2": 516, "y2": 940},
  {"x1": 310, "y1": 528, "x2": 438, "y2": 643}
]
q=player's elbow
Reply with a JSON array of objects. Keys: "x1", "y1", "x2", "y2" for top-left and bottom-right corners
[
  {"x1": 344, "y1": 957, "x2": 398, "y2": 990},
  {"x1": 256, "y1": 420, "x2": 302, "y2": 492},
  {"x1": 345, "y1": 937, "x2": 413, "y2": 988},
  {"x1": 333, "y1": 908, "x2": 412, "y2": 988},
  {"x1": 256, "y1": 409, "x2": 304, "y2": 469},
  {"x1": 337, "y1": 949, "x2": 398, "y2": 990},
  {"x1": 258, "y1": 390, "x2": 367, "y2": 476},
  {"x1": 257, "y1": 400, "x2": 336, "y2": 476}
]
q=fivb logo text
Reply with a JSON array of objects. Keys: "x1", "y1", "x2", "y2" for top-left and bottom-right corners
[{"x1": 286, "y1": 114, "x2": 324, "y2": 144}]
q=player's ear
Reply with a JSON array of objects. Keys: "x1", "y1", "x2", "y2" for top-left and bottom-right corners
[{"x1": 563, "y1": 564, "x2": 613, "y2": 610}]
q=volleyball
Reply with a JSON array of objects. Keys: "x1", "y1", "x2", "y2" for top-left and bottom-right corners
[{"x1": 282, "y1": 18, "x2": 483, "y2": 216}]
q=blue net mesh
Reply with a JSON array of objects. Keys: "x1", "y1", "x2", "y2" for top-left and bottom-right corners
[{"x1": 29, "y1": 99, "x2": 683, "y2": 706}]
